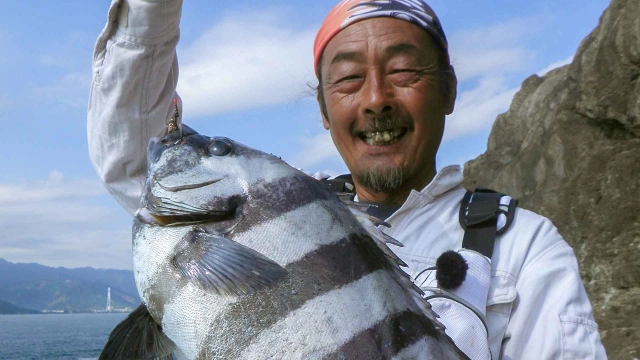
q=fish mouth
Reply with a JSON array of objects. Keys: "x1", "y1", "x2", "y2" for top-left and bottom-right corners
[
  {"x1": 138, "y1": 201, "x2": 241, "y2": 227},
  {"x1": 356, "y1": 127, "x2": 408, "y2": 146},
  {"x1": 141, "y1": 183, "x2": 244, "y2": 226},
  {"x1": 153, "y1": 175, "x2": 223, "y2": 192},
  {"x1": 147, "y1": 207, "x2": 239, "y2": 227}
]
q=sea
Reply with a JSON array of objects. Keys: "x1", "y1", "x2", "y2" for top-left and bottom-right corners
[{"x1": 0, "y1": 313, "x2": 127, "y2": 360}]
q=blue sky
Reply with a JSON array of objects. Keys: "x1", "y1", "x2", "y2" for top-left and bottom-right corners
[{"x1": 0, "y1": 0, "x2": 610, "y2": 270}]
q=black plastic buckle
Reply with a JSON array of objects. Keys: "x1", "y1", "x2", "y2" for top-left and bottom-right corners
[
  {"x1": 459, "y1": 188, "x2": 519, "y2": 259},
  {"x1": 466, "y1": 199, "x2": 500, "y2": 227}
]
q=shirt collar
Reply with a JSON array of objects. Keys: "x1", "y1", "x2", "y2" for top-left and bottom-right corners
[
  {"x1": 390, "y1": 165, "x2": 462, "y2": 219},
  {"x1": 418, "y1": 165, "x2": 464, "y2": 200},
  {"x1": 356, "y1": 165, "x2": 464, "y2": 221}
]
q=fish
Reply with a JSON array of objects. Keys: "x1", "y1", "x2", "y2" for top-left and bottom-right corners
[{"x1": 99, "y1": 125, "x2": 468, "y2": 360}]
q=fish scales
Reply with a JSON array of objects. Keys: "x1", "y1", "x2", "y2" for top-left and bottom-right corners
[
  {"x1": 100, "y1": 125, "x2": 468, "y2": 360},
  {"x1": 199, "y1": 234, "x2": 393, "y2": 358}
]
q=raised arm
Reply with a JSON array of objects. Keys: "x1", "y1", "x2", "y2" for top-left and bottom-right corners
[{"x1": 88, "y1": 0, "x2": 183, "y2": 215}]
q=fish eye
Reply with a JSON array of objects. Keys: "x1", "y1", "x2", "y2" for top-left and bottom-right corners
[{"x1": 207, "y1": 139, "x2": 232, "y2": 156}]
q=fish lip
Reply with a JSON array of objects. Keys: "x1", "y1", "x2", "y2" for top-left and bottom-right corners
[
  {"x1": 152, "y1": 175, "x2": 223, "y2": 192},
  {"x1": 140, "y1": 192, "x2": 245, "y2": 227},
  {"x1": 140, "y1": 204, "x2": 241, "y2": 227}
]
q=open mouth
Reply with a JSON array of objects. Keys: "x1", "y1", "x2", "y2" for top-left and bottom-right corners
[
  {"x1": 141, "y1": 185, "x2": 244, "y2": 227},
  {"x1": 138, "y1": 205, "x2": 240, "y2": 227},
  {"x1": 151, "y1": 209, "x2": 237, "y2": 226},
  {"x1": 358, "y1": 127, "x2": 408, "y2": 146}
]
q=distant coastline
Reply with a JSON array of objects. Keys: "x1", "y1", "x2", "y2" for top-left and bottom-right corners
[
  {"x1": 1, "y1": 310, "x2": 132, "y2": 315},
  {"x1": 0, "y1": 258, "x2": 140, "y2": 314},
  {"x1": 0, "y1": 299, "x2": 41, "y2": 315}
]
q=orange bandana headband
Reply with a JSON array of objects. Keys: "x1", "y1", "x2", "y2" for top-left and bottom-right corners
[{"x1": 313, "y1": 0, "x2": 449, "y2": 78}]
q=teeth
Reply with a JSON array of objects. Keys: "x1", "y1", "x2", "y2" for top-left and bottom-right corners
[
  {"x1": 361, "y1": 128, "x2": 404, "y2": 146},
  {"x1": 365, "y1": 136, "x2": 400, "y2": 146}
]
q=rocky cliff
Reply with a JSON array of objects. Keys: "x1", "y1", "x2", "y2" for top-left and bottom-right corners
[{"x1": 463, "y1": 0, "x2": 640, "y2": 358}]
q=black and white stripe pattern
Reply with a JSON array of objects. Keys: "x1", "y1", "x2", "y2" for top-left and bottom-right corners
[{"x1": 132, "y1": 129, "x2": 468, "y2": 360}]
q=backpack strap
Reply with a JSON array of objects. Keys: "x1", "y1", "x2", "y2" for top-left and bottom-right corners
[
  {"x1": 458, "y1": 188, "x2": 518, "y2": 258},
  {"x1": 321, "y1": 177, "x2": 519, "y2": 259}
]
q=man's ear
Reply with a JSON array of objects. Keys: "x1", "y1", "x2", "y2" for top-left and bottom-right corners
[
  {"x1": 444, "y1": 66, "x2": 458, "y2": 115},
  {"x1": 321, "y1": 113, "x2": 330, "y2": 130},
  {"x1": 317, "y1": 93, "x2": 331, "y2": 130}
]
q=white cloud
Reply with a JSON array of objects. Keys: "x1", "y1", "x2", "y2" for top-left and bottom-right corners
[
  {"x1": 449, "y1": 17, "x2": 540, "y2": 49},
  {"x1": 440, "y1": 17, "x2": 541, "y2": 141},
  {"x1": 0, "y1": 171, "x2": 134, "y2": 270},
  {"x1": 449, "y1": 17, "x2": 538, "y2": 83},
  {"x1": 0, "y1": 170, "x2": 105, "y2": 206},
  {"x1": 443, "y1": 54, "x2": 577, "y2": 144},
  {"x1": 293, "y1": 131, "x2": 340, "y2": 170},
  {"x1": 38, "y1": 54, "x2": 69, "y2": 67},
  {"x1": 444, "y1": 76, "x2": 519, "y2": 142},
  {"x1": 177, "y1": 12, "x2": 317, "y2": 118},
  {"x1": 537, "y1": 55, "x2": 573, "y2": 76},
  {"x1": 38, "y1": 31, "x2": 94, "y2": 69},
  {"x1": 32, "y1": 72, "x2": 91, "y2": 110},
  {"x1": 452, "y1": 48, "x2": 533, "y2": 82}
]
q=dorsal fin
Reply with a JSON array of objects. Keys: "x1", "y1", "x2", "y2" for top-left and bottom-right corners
[{"x1": 340, "y1": 199, "x2": 448, "y2": 333}]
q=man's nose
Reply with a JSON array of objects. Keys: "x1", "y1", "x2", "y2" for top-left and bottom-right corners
[{"x1": 361, "y1": 73, "x2": 394, "y2": 116}]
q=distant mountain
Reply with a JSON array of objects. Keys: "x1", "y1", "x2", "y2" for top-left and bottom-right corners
[
  {"x1": 0, "y1": 299, "x2": 40, "y2": 314},
  {"x1": 0, "y1": 259, "x2": 140, "y2": 312}
]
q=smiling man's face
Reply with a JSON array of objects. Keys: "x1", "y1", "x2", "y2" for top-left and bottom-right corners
[{"x1": 319, "y1": 17, "x2": 456, "y2": 204}]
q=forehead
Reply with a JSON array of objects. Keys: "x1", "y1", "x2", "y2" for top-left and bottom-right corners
[{"x1": 322, "y1": 18, "x2": 438, "y2": 63}]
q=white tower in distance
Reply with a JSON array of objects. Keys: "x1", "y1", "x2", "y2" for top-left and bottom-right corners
[{"x1": 106, "y1": 287, "x2": 112, "y2": 312}]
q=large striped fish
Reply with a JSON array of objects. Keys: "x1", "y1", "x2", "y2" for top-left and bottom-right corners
[{"x1": 100, "y1": 125, "x2": 468, "y2": 360}]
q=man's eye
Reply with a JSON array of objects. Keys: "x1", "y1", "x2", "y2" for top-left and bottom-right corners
[
  {"x1": 388, "y1": 69, "x2": 423, "y2": 85},
  {"x1": 337, "y1": 75, "x2": 361, "y2": 83},
  {"x1": 390, "y1": 69, "x2": 417, "y2": 74}
]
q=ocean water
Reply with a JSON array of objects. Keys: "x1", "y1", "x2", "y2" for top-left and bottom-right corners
[{"x1": 0, "y1": 313, "x2": 127, "y2": 360}]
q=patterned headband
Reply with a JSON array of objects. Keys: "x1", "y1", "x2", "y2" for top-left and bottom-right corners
[{"x1": 313, "y1": 0, "x2": 449, "y2": 78}]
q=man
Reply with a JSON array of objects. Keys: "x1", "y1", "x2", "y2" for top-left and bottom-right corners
[{"x1": 88, "y1": 0, "x2": 607, "y2": 358}]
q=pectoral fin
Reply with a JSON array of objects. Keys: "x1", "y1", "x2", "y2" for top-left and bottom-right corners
[
  {"x1": 99, "y1": 303, "x2": 175, "y2": 360},
  {"x1": 173, "y1": 230, "x2": 288, "y2": 296}
]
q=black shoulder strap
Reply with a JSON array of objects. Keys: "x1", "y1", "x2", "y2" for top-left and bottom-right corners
[
  {"x1": 321, "y1": 179, "x2": 519, "y2": 259},
  {"x1": 458, "y1": 188, "x2": 518, "y2": 258}
]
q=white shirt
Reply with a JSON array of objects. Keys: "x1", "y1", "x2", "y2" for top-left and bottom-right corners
[
  {"x1": 384, "y1": 166, "x2": 606, "y2": 359},
  {"x1": 87, "y1": 0, "x2": 607, "y2": 358}
]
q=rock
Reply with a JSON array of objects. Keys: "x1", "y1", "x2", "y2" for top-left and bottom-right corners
[{"x1": 462, "y1": 0, "x2": 640, "y2": 358}]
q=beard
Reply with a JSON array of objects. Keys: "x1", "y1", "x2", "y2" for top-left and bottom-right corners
[
  {"x1": 350, "y1": 114, "x2": 412, "y2": 193},
  {"x1": 355, "y1": 165, "x2": 405, "y2": 193}
]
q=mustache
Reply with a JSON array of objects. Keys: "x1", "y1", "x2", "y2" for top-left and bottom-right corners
[{"x1": 350, "y1": 115, "x2": 414, "y2": 136}]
